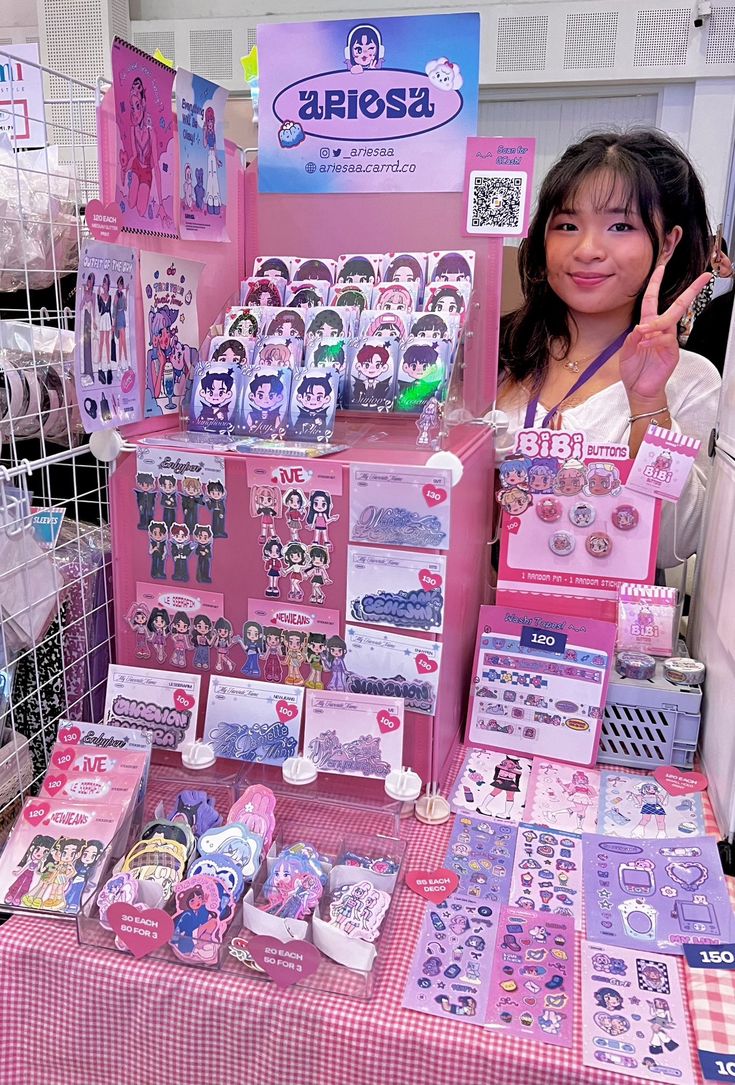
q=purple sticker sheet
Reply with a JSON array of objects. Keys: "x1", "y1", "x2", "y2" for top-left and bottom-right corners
[
  {"x1": 486, "y1": 906, "x2": 575, "y2": 1047},
  {"x1": 444, "y1": 815, "x2": 517, "y2": 904},
  {"x1": 583, "y1": 835, "x2": 735, "y2": 955},
  {"x1": 508, "y1": 825, "x2": 583, "y2": 930},
  {"x1": 402, "y1": 897, "x2": 499, "y2": 1026},
  {"x1": 450, "y1": 747, "x2": 532, "y2": 824},
  {"x1": 598, "y1": 770, "x2": 705, "y2": 839},
  {"x1": 525, "y1": 758, "x2": 601, "y2": 835},
  {"x1": 582, "y1": 940, "x2": 696, "y2": 1083}
]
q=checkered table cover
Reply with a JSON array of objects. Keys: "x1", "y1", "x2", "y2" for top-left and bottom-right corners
[{"x1": 0, "y1": 747, "x2": 730, "y2": 1085}]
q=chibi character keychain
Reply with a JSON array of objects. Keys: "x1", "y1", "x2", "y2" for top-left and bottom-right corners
[
  {"x1": 306, "y1": 490, "x2": 339, "y2": 549},
  {"x1": 169, "y1": 524, "x2": 193, "y2": 583},
  {"x1": 193, "y1": 524, "x2": 214, "y2": 583},
  {"x1": 126, "y1": 602, "x2": 151, "y2": 658},
  {"x1": 148, "y1": 521, "x2": 168, "y2": 580},
  {"x1": 205, "y1": 480, "x2": 227, "y2": 539},
  {"x1": 416, "y1": 397, "x2": 441, "y2": 448},
  {"x1": 305, "y1": 545, "x2": 332, "y2": 604}
]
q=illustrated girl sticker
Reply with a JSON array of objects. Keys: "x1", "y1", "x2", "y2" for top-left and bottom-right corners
[
  {"x1": 241, "y1": 621, "x2": 264, "y2": 677},
  {"x1": 305, "y1": 545, "x2": 332, "y2": 605},
  {"x1": 243, "y1": 279, "x2": 283, "y2": 307},
  {"x1": 288, "y1": 286, "x2": 325, "y2": 309},
  {"x1": 254, "y1": 257, "x2": 291, "y2": 284},
  {"x1": 213, "y1": 617, "x2": 237, "y2": 673},
  {"x1": 4, "y1": 835, "x2": 54, "y2": 907},
  {"x1": 478, "y1": 756, "x2": 524, "y2": 819},
  {"x1": 337, "y1": 256, "x2": 378, "y2": 285},
  {"x1": 126, "y1": 602, "x2": 151, "y2": 658},
  {"x1": 430, "y1": 251, "x2": 473, "y2": 282},
  {"x1": 64, "y1": 841, "x2": 105, "y2": 913},
  {"x1": 147, "y1": 606, "x2": 170, "y2": 663},
  {"x1": 307, "y1": 490, "x2": 339, "y2": 549},
  {"x1": 345, "y1": 24, "x2": 384, "y2": 73},
  {"x1": 293, "y1": 258, "x2": 335, "y2": 284},
  {"x1": 79, "y1": 272, "x2": 96, "y2": 386},
  {"x1": 326, "y1": 634, "x2": 348, "y2": 691},
  {"x1": 262, "y1": 627, "x2": 284, "y2": 683},
  {"x1": 113, "y1": 275, "x2": 129, "y2": 369},
  {"x1": 203, "y1": 106, "x2": 222, "y2": 215},
  {"x1": 307, "y1": 309, "x2": 345, "y2": 344},
  {"x1": 362, "y1": 311, "x2": 410, "y2": 341},
  {"x1": 262, "y1": 538, "x2": 284, "y2": 598},
  {"x1": 169, "y1": 611, "x2": 192, "y2": 668},
  {"x1": 227, "y1": 311, "x2": 260, "y2": 339},
  {"x1": 250, "y1": 484, "x2": 282, "y2": 543},
  {"x1": 383, "y1": 254, "x2": 424, "y2": 288},
  {"x1": 426, "y1": 285, "x2": 466, "y2": 316},
  {"x1": 191, "y1": 613, "x2": 214, "y2": 670},
  {"x1": 284, "y1": 631, "x2": 307, "y2": 686},
  {"x1": 376, "y1": 284, "x2": 414, "y2": 312},
  {"x1": 283, "y1": 488, "x2": 306, "y2": 540},
  {"x1": 631, "y1": 781, "x2": 668, "y2": 838},
  {"x1": 305, "y1": 632, "x2": 327, "y2": 689},
  {"x1": 283, "y1": 542, "x2": 308, "y2": 602},
  {"x1": 416, "y1": 396, "x2": 441, "y2": 448},
  {"x1": 647, "y1": 998, "x2": 679, "y2": 1055}
]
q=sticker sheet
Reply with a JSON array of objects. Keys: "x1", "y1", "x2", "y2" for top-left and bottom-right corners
[
  {"x1": 403, "y1": 897, "x2": 499, "y2": 1026},
  {"x1": 176, "y1": 69, "x2": 229, "y2": 242},
  {"x1": 246, "y1": 599, "x2": 341, "y2": 688},
  {"x1": 344, "y1": 624, "x2": 442, "y2": 716},
  {"x1": 303, "y1": 689, "x2": 404, "y2": 780},
  {"x1": 525, "y1": 758, "x2": 601, "y2": 835},
  {"x1": 583, "y1": 835, "x2": 735, "y2": 954},
  {"x1": 349, "y1": 463, "x2": 451, "y2": 550},
  {"x1": 203, "y1": 676, "x2": 303, "y2": 765},
  {"x1": 347, "y1": 546, "x2": 446, "y2": 633},
  {"x1": 582, "y1": 941, "x2": 696, "y2": 1083},
  {"x1": 486, "y1": 906, "x2": 575, "y2": 1046},
  {"x1": 466, "y1": 604, "x2": 615, "y2": 766},
  {"x1": 111, "y1": 38, "x2": 176, "y2": 237},
  {"x1": 598, "y1": 770, "x2": 705, "y2": 839},
  {"x1": 450, "y1": 747, "x2": 532, "y2": 824},
  {"x1": 74, "y1": 242, "x2": 140, "y2": 431},
  {"x1": 139, "y1": 252, "x2": 202, "y2": 417},
  {"x1": 509, "y1": 824, "x2": 584, "y2": 929},
  {"x1": 444, "y1": 814, "x2": 517, "y2": 904},
  {"x1": 129, "y1": 581, "x2": 224, "y2": 670},
  {"x1": 103, "y1": 664, "x2": 200, "y2": 750}
]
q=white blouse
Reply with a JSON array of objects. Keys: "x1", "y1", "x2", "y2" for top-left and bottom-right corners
[{"x1": 495, "y1": 349, "x2": 722, "y2": 568}]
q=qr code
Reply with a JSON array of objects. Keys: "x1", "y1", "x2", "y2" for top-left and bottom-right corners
[{"x1": 466, "y1": 171, "x2": 525, "y2": 236}]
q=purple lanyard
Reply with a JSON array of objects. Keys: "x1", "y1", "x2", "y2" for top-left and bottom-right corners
[{"x1": 523, "y1": 326, "x2": 633, "y2": 430}]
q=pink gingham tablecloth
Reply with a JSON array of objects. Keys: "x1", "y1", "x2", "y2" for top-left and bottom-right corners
[{"x1": 0, "y1": 747, "x2": 731, "y2": 1085}]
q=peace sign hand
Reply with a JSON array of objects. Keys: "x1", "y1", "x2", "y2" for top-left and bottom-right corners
[{"x1": 619, "y1": 264, "x2": 712, "y2": 405}]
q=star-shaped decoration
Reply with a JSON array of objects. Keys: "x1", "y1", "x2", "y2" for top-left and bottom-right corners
[
  {"x1": 153, "y1": 48, "x2": 174, "y2": 68},
  {"x1": 630, "y1": 996, "x2": 641, "y2": 1006},
  {"x1": 240, "y1": 46, "x2": 258, "y2": 84}
]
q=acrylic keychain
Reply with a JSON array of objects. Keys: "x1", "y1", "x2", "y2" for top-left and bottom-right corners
[
  {"x1": 228, "y1": 784, "x2": 277, "y2": 849},
  {"x1": 170, "y1": 874, "x2": 228, "y2": 964},
  {"x1": 327, "y1": 879, "x2": 391, "y2": 941},
  {"x1": 381, "y1": 252, "x2": 427, "y2": 297},
  {"x1": 254, "y1": 335, "x2": 302, "y2": 369},
  {"x1": 286, "y1": 280, "x2": 330, "y2": 308},
  {"x1": 373, "y1": 281, "x2": 419, "y2": 312},
  {"x1": 208, "y1": 335, "x2": 254, "y2": 370},
  {"x1": 291, "y1": 257, "x2": 337, "y2": 284},
  {"x1": 197, "y1": 824, "x2": 264, "y2": 879},
  {"x1": 189, "y1": 363, "x2": 242, "y2": 435},
  {"x1": 343, "y1": 337, "x2": 398, "y2": 411},
  {"x1": 265, "y1": 307, "x2": 306, "y2": 341},
  {"x1": 359, "y1": 309, "x2": 411, "y2": 342},
  {"x1": 426, "y1": 249, "x2": 475, "y2": 285},
  {"x1": 305, "y1": 306, "x2": 351, "y2": 344},
  {"x1": 165, "y1": 790, "x2": 223, "y2": 837},
  {"x1": 328, "y1": 284, "x2": 373, "y2": 311},
  {"x1": 395, "y1": 340, "x2": 450, "y2": 413},
  {"x1": 188, "y1": 854, "x2": 245, "y2": 910},
  {"x1": 225, "y1": 306, "x2": 269, "y2": 339},
  {"x1": 260, "y1": 850, "x2": 324, "y2": 919},
  {"x1": 335, "y1": 254, "x2": 382, "y2": 285}
]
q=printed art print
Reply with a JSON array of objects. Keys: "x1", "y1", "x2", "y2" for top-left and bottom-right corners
[
  {"x1": 139, "y1": 251, "x2": 202, "y2": 417},
  {"x1": 111, "y1": 38, "x2": 176, "y2": 237},
  {"x1": 176, "y1": 69, "x2": 229, "y2": 242}
]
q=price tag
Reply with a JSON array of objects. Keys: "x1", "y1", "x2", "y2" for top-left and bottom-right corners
[
  {"x1": 699, "y1": 1052, "x2": 735, "y2": 1081},
  {"x1": 519, "y1": 625, "x2": 568, "y2": 656},
  {"x1": 684, "y1": 944, "x2": 735, "y2": 970}
]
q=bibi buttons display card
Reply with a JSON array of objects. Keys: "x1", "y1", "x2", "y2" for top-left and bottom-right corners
[
  {"x1": 303, "y1": 689, "x2": 404, "y2": 780},
  {"x1": 582, "y1": 941, "x2": 696, "y2": 1084},
  {"x1": 583, "y1": 835, "x2": 734, "y2": 955},
  {"x1": 203, "y1": 676, "x2": 303, "y2": 766},
  {"x1": 466, "y1": 604, "x2": 616, "y2": 767},
  {"x1": 598, "y1": 769, "x2": 705, "y2": 839},
  {"x1": 486, "y1": 906, "x2": 575, "y2": 1047},
  {"x1": 347, "y1": 546, "x2": 446, "y2": 633},
  {"x1": 103, "y1": 664, "x2": 200, "y2": 750},
  {"x1": 344, "y1": 624, "x2": 442, "y2": 716},
  {"x1": 349, "y1": 463, "x2": 451, "y2": 550},
  {"x1": 509, "y1": 825, "x2": 584, "y2": 930},
  {"x1": 525, "y1": 758, "x2": 601, "y2": 835},
  {"x1": 451, "y1": 747, "x2": 532, "y2": 824}
]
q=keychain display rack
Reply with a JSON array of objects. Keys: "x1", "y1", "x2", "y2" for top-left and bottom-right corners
[{"x1": 0, "y1": 50, "x2": 115, "y2": 838}]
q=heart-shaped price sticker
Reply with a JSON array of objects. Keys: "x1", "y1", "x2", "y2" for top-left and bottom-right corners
[
  {"x1": 506, "y1": 516, "x2": 522, "y2": 535},
  {"x1": 58, "y1": 725, "x2": 81, "y2": 745},
  {"x1": 85, "y1": 199, "x2": 121, "y2": 243},
  {"x1": 276, "y1": 699, "x2": 299, "y2": 723},
  {"x1": 422, "y1": 483, "x2": 447, "y2": 508},
  {"x1": 415, "y1": 652, "x2": 438, "y2": 675},
  {"x1": 376, "y1": 709, "x2": 401, "y2": 734},
  {"x1": 653, "y1": 766, "x2": 708, "y2": 796},
  {"x1": 23, "y1": 801, "x2": 50, "y2": 826},
  {"x1": 107, "y1": 903, "x2": 174, "y2": 959},
  {"x1": 247, "y1": 935, "x2": 321, "y2": 988},
  {"x1": 405, "y1": 868, "x2": 459, "y2": 905},
  {"x1": 173, "y1": 689, "x2": 196, "y2": 712},
  {"x1": 43, "y1": 774, "x2": 66, "y2": 797},
  {"x1": 418, "y1": 569, "x2": 443, "y2": 592},
  {"x1": 52, "y1": 748, "x2": 74, "y2": 769}
]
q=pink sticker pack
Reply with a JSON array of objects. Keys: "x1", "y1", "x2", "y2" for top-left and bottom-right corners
[
  {"x1": 581, "y1": 941, "x2": 696, "y2": 1083},
  {"x1": 486, "y1": 905, "x2": 575, "y2": 1046},
  {"x1": 450, "y1": 747, "x2": 532, "y2": 824},
  {"x1": 344, "y1": 624, "x2": 442, "y2": 716},
  {"x1": 132, "y1": 581, "x2": 224, "y2": 669},
  {"x1": 616, "y1": 584, "x2": 678, "y2": 657},
  {"x1": 303, "y1": 689, "x2": 404, "y2": 780},
  {"x1": 525, "y1": 758, "x2": 601, "y2": 835},
  {"x1": 462, "y1": 137, "x2": 536, "y2": 238},
  {"x1": 627, "y1": 425, "x2": 702, "y2": 504},
  {"x1": 40, "y1": 766, "x2": 143, "y2": 808},
  {"x1": 103, "y1": 663, "x2": 201, "y2": 750},
  {"x1": 508, "y1": 825, "x2": 584, "y2": 930}
]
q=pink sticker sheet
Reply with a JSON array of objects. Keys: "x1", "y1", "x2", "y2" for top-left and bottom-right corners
[
  {"x1": 103, "y1": 664, "x2": 200, "y2": 750},
  {"x1": 626, "y1": 425, "x2": 702, "y2": 504},
  {"x1": 47, "y1": 743, "x2": 149, "y2": 780},
  {"x1": 525, "y1": 758, "x2": 601, "y2": 835},
  {"x1": 203, "y1": 675, "x2": 303, "y2": 765},
  {"x1": 486, "y1": 905, "x2": 575, "y2": 1046},
  {"x1": 598, "y1": 769, "x2": 705, "y2": 839},
  {"x1": 303, "y1": 688, "x2": 404, "y2": 780},
  {"x1": 581, "y1": 941, "x2": 696, "y2": 1084},
  {"x1": 348, "y1": 462, "x2": 451, "y2": 550},
  {"x1": 465, "y1": 604, "x2": 616, "y2": 766},
  {"x1": 176, "y1": 69, "x2": 229, "y2": 243},
  {"x1": 111, "y1": 38, "x2": 176, "y2": 238},
  {"x1": 131, "y1": 581, "x2": 225, "y2": 671},
  {"x1": 450, "y1": 747, "x2": 532, "y2": 824},
  {"x1": 462, "y1": 137, "x2": 536, "y2": 238},
  {"x1": 508, "y1": 824, "x2": 584, "y2": 930}
]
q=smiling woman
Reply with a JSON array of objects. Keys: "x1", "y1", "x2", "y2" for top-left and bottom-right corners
[{"x1": 497, "y1": 129, "x2": 721, "y2": 568}]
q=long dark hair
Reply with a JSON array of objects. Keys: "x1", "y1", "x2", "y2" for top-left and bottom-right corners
[{"x1": 501, "y1": 129, "x2": 711, "y2": 390}]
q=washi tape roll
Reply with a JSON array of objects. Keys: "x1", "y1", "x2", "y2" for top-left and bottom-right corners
[
  {"x1": 663, "y1": 657, "x2": 706, "y2": 685},
  {"x1": 615, "y1": 651, "x2": 656, "y2": 680}
]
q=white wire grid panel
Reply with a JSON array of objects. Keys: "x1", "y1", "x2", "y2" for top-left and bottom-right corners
[{"x1": 0, "y1": 50, "x2": 115, "y2": 840}]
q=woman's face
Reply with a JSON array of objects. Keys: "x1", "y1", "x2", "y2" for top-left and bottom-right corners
[
  {"x1": 544, "y1": 172, "x2": 679, "y2": 321},
  {"x1": 432, "y1": 297, "x2": 458, "y2": 314},
  {"x1": 130, "y1": 90, "x2": 144, "y2": 125},
  {"x1": 313, "y1": 496, "x2": 327, "y2": 513},
  {"x1": 352, "y1": 34, "x2": 377, "y2": 67}
]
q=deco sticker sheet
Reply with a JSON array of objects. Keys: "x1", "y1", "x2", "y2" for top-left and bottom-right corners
[
  {"x1": 465, "y1": 604, "x2": 616, "y2": 766},
  {"x1": 203, "y1": 676, "x2": 303, "y2": 765},
  {"x1": 443, "y1": 814, "x2": 517, "y2": 905},
  {"x1": 347, "y1": 546, "x2": 446, "y2": 633},
  {"x1": 450, "y1": 747, "x2": 532, "y2": 824},
  {"x1": 525, "y1": 758, "x2": 601, "y2": 835},
  {"x1": 581, "y1": 941, "x2": 696, "y2": 1084},
  {"x1": 598, "y1": 770, "x2": 705, "y2": 839},
  {"x1": 508, "y1": 824, "x2": 584, "y2": 930},
  {"x1": 303, "y1": 688, "x2": 404, "y2": 780},
  {"x1": 344, "y1": 624, "x2": 442, "y2": 716},
  {"x1": 348, "y1": 463, "x2": 451, "y2": 550},
  {"x1": 583, "y1": 835, "x2": 735, "y2": 955},
  {"x1": 103, "y1": 664, "x2": 200, "y2": 750}
]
